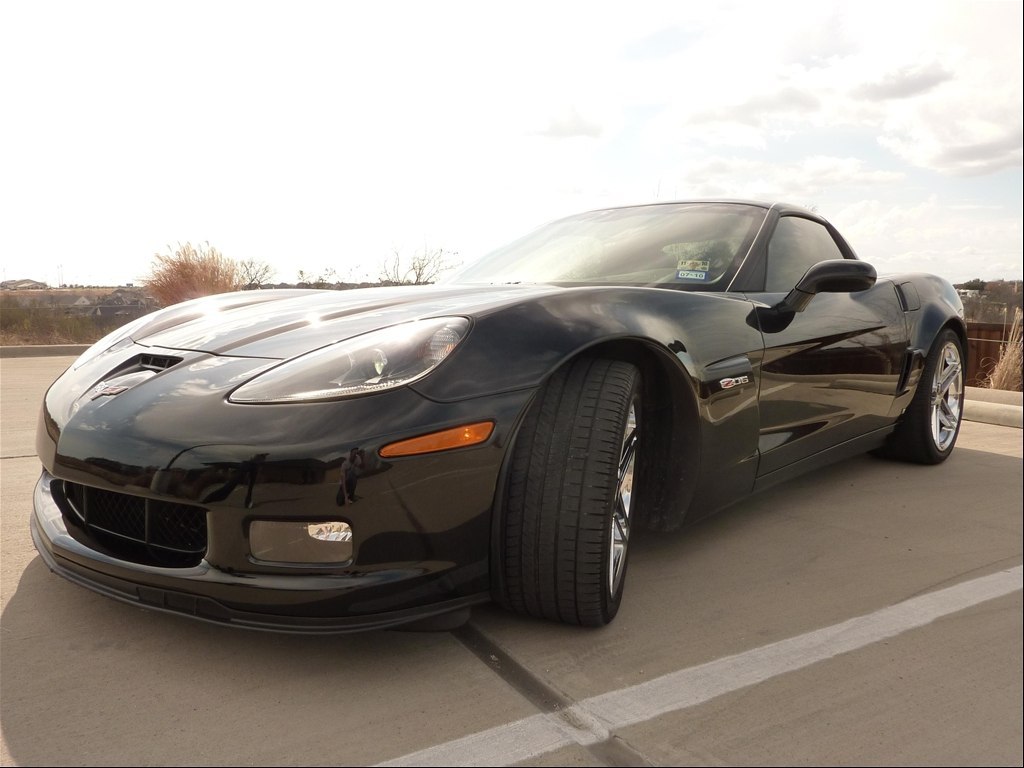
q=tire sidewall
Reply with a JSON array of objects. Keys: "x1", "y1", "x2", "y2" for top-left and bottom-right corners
[{"x1": 601, "y1": 371, "x2": 641, "y2": 623}]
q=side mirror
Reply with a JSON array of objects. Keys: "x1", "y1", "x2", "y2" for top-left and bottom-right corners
[{"x1": 776, "y1": 259, "x2": 877, "y2": 313}]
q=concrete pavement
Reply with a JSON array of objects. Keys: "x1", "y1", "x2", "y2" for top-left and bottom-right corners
[{"x1": 2, "y1": 355, "x2": 1021, "y2": 766}]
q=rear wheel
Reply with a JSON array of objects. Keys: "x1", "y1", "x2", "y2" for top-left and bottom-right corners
[
  {"x1": 496, "y1": 358, "x2": 640, "y2": 626},
  {"x1": 881, "y1": 329, "x2": 964, "y2": 464}
]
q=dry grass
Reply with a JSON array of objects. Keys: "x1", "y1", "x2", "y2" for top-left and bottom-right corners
[
  {"x1": 145, "y1": 242, "x2": 240, "y2": 306},
  {"x1": 0, "y1": 305, "x2": 122, "y2": 344},
  {"x1": 983, "y1": 307, "x2": 1023, "y2": 391}
]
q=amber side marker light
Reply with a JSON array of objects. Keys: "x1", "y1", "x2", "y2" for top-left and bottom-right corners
[{"x1": 380, "y1": 421, "x2": 494, "y2": 458}]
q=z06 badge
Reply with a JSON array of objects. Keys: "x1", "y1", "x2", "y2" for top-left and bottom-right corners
[{"x1": 719, "y1": 375, "x2": 750, "y2": 390}]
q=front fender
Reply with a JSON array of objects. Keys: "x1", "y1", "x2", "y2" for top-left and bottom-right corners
[{"x1": 898, "y1": 274, "x2": 967, "y2": 356}]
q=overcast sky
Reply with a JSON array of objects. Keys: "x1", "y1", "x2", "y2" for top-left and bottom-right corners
[{"x1": 2, "y1": 0, "x2": 1021, "y2": 288}]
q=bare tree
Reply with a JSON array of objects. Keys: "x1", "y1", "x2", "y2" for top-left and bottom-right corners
[
  {"x1": 238, "y1": 259, "x2": 276, "y2": 289},
  {"x1": 144, "y1": 242, "x2": 240, "y2": 306},
  {"x1": 296, "y1": 268, "x2": 337, "y2": 289},
  {"x1": 379, "y1": 247, "x2": 460, "y2": 285}
]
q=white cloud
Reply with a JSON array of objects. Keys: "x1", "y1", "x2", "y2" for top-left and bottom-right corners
[
  {"x1": 832, "y1": 197, "x2": 1023, "y2": 282},
  {"x1": 617, "y1": 3, "x2": 1022, "y2": 177},
  {"x1": 854, "y1": 63, "x2": 954, "y2": 101},
  {"x1": 0, "y1": 0, "x2": 1019, "y2": 288},
  {"x1": 879, "y1": 115, "x2": 1023, "y2": 177},
  {"x1": 673, "y1": 155, "x2": 904, "y2": 202},
  {"x1": 533, "y1": 107, "x2": 605, "y2": 139}
]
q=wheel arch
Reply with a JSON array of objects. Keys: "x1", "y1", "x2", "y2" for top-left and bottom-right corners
[
  {"x1": 488, "y1": 338, "x2": 705, "y2": 621},
  {"x1": 913, "y1": 310, "x2": 968, "y2": 362},
  {"x1": 939, "y1": 318, "x2": 968, "y2": 366},
  {"x1": 903, "y1": 274, "x2": 969, "y2": 366},
  {"x1": 532, "y1": 337, "x2": 701, "y2": 531}
]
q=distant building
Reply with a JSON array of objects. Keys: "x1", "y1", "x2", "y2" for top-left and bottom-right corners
[{"x1": 1, "y1": 279, "x2": 48, "y2": 290}]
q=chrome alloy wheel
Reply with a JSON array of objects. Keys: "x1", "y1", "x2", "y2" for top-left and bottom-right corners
[
  {"x1": 930, "y1": 340, "x2": 963, "y2": 452},
  {"x1": 609, "y1": 398, "x2": 638, "y2": 597}
]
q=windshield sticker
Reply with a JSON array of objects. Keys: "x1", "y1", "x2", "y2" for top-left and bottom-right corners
[
  {"x1": 676, "y1": 270, "x2": 708, "y2": 280},
  {"x1": 676, "y1": 259, "x2": 710, "y2": 272}
]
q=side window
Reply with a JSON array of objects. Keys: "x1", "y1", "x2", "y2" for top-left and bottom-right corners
[{"x1": 765, "y1": 217, "x2": 846, "y2": 292}]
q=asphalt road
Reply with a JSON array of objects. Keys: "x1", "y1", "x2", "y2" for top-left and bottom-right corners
[{"x1": 2, "y1": 356, "x2": 1021, "y2": 766}]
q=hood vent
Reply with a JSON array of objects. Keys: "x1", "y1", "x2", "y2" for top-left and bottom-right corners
[
  {"x1": 103, "y1": 352, "x2": 183, "y2": 380},
  {"x1": 138, "y1": 353, "x2": 182, "y2": 372},
  {"x1": 81, "y1": 353, "x2": 184, "y2": 405}
]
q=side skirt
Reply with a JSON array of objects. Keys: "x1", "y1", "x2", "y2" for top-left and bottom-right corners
[{"x1": 752, "y1": 425, "x2": 895, "y2": 495}]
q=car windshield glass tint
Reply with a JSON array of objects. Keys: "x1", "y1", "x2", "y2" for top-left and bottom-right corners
[{"x1": 450, "y1": 203, "x2": 766, "y2": 290}]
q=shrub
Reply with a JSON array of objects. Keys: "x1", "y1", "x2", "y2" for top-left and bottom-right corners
[
  {"x1": 0, "y1": 294, "x2": 123, "y2": 344},
  {"x1": 145, "y1": 242, "x2": 240, "y2": 306},
  {"x1": 984, "y1": 307, "x2": 1023, "y2": 392}
]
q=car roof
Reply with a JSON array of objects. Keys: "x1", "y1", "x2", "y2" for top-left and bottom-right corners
[{"x1": 583, "y1": 199, "x2": 820, "y2": 218}]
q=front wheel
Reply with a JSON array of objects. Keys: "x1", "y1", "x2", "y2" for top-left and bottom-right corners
[
  {"x1": 496, "y1": 358, "x2": 641, "y2": 626},
  {"x1": 881, "y1": 329, "x2": 964, "y2": 464}
]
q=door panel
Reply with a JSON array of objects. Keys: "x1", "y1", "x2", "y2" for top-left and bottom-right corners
[{"x1": 749, "y1": 281, "x2": 908, "y2": 475}]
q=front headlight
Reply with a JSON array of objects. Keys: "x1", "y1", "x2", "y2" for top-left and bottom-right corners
[{"x1": 228, "y1": 317, "x2": 470, "y2": 403}]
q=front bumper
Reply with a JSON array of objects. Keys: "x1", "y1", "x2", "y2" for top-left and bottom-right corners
[
  {"x1": 31, "y1": 471, "x2": 490, "y2": 633},
  {"x1": 32, "y1": 342, "x2": 538, "y2": 632}
]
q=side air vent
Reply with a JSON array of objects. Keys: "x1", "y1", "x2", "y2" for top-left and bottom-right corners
[{"x1": 894, "y1": 281, "x2": 921, "y2": 312}]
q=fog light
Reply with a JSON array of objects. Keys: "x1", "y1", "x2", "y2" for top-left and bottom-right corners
[{"x1": 249, "y1": 520, "x2": 353, "y2": 564}]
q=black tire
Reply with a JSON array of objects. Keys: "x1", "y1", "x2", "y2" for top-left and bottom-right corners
[
  {"x1": 880, "y1": 329, "x2": 964, "y2": 464},
  {"x1": 496, "y1": 357, "x2": 640, "y2": 627}
]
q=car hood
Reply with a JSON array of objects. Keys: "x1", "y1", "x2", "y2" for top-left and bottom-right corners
[{"x1": 132, "y1": 284, "x2": 567, "y2": 359}]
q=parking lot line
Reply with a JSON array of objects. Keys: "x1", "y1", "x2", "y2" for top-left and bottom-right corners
[{"x1": 378, "y1": 565, "x2": 1023, "y2": 767}]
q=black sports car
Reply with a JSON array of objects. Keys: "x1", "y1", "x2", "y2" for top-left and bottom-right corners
[{"x1": 31, "y1": 201, "x2": 967, "y2": 632}]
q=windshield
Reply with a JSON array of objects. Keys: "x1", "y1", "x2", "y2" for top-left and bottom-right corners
[{"x1": 450, "y1": 202, "x2": 767, "y2": 291}]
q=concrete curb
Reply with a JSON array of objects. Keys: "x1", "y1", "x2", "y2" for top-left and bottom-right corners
[
  {"x1": 962, "y1": 401, "x2": 1024, "y2": 429},
  {"x1": 2, "y1": 346, "x2": 1021, "y2": 428},
  {"x1": 963, "y1": 386, "x2": 1023, "y2": 429},
  {"x1": 965, "y1": 385, "x2": 1023, "y2": 407}
]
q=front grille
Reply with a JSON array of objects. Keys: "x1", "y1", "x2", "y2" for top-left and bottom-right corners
[{"x1": 61, "y1": 481, "x2": 207, "y2": 567}]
